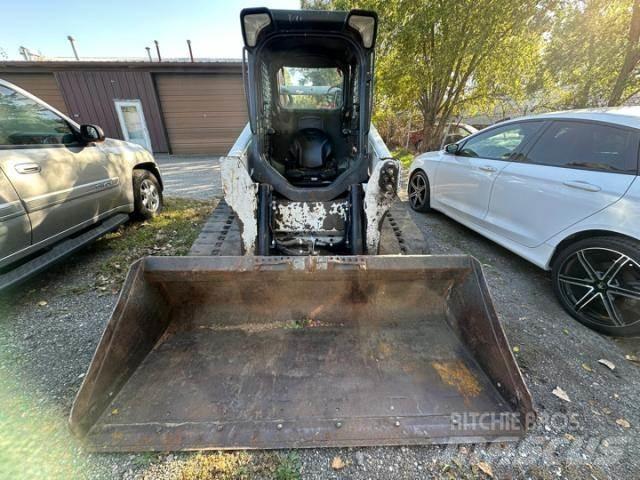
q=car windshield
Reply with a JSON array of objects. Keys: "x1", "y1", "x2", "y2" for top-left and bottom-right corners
[{"x1": 277, "y1": 67, "x2": 343, "y2": 110}]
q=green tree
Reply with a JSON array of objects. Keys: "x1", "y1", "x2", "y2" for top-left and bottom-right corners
[
  {"x1": 544, "y1": 0, "x2": 634, "y2": 108},
  {"x1": 303, "y1": 0, "x2": 548, "y2": 149},
  {"x1": 609, "y1": 0, "x2": 640, "y2": 105},
  {"x1": 302, "y1": 0, "x2": 640, "y2": 147},
  {"x1": 299, "y1": 68, "x2": 342, "y2": 87}
]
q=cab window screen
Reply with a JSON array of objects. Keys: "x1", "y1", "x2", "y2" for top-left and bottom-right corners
[{"x1": 278, "y1": 67, "x2": 343, "y2": 110}]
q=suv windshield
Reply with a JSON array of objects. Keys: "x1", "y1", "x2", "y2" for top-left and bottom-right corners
[{"x1": 277, "y1": 67, "x2": 343, "y2": 110}]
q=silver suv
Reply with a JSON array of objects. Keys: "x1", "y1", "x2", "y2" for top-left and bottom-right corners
[{"x1": 0, "y1": 79, "x2": 163, "y2": 289}]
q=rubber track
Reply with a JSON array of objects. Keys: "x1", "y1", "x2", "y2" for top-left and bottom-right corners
[{"x1": 189, "y1": 199, "x2": 428, "y2": 256}]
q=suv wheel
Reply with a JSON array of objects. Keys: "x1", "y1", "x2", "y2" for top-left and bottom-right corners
[
  {"x1": 133, "y1": 170, "x2": 163, "y2": 220},
  {"x1": 408, "y1": 171, "x2": 431, "y2": 213},
  {"x1": 552, "y1": 236, "x2": 640, "y2": 336}
]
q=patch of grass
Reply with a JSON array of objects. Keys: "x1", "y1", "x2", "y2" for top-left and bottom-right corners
[
  {"x1": 131, "y1": 452, "x2": 157, "y2": 469},
  {"x1": 392, "y1": 148, "x2": 415, "y2": 169},
  {"x1": 92, "y1": 197, "x2": 214, "y2": 290},
  {"x1": 175, "y1": 452, "x2": 251, "y2": 480},
  {"x1": 283, "y1": 318, "x2": 328, "y2": 330},
  {"x1": 273, "y1": 452, "x2": 301, "y2": 480},
  {"x1": 285, "y1": 318, "x2": 312, "y2": 329},
  {"x1": 137, "y1": 451, "x2": 302, "y2": 480}
]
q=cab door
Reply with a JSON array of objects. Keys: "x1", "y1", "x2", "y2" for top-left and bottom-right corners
[
  {"x1": 0, "y1": 83, "x2": 117, "y2": 246},
  {"x1": 0, "y1": 167, "x2": 30, "y2": 266}
]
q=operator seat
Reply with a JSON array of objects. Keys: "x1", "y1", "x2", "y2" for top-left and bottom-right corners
[{"x1": 285, "y1": 128, "x2": 337, "y2": 183}]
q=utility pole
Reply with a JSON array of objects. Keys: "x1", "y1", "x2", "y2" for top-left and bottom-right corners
[
  {"x1": 154, "y1": 40, "x2": 161, "y2": 62},
  {"x1": 145, "y1": 47, "x2": 152, "y2": 62},
  {"x1": 187, "y1": 39, "x2": 194, "y2": 62},
  {"x1": 67, "y1": 35, "x2": 79, "y2": 60}
]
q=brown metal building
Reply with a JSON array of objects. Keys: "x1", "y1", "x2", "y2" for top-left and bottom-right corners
[{"x1": 0, "y1": 61, "x2": 247, "y2": 155}]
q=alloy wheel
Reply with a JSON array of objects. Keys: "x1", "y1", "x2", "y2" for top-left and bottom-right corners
[
  {"x1": 557, "y1": 247, "x2": 640, "y2": 327},
  {"x1": 140, "y1": 179, "x2": 160, "y2": 213},
  {"x1": 409, "y1": 173, "x2": 427, "y2": 209}
]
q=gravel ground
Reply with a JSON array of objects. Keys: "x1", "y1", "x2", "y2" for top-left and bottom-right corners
[
  {"x1": 155, "y1": 154, "x2": 221, "y2": 200},
  {"x1": 0, "y1": 155, "x2": 638, "y2": 479}
]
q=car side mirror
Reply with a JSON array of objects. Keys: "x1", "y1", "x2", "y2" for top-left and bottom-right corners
[
  {"x1": 444, "y1": 143, "x2": 459, "y2": 154},
  {"x1": 80, "y1": 124, "x2": 105, "y2": 143}
]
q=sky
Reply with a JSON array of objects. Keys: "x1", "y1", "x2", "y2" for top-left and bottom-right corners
[{"x1": 0, "y1": 0, "x2": 300, "y2": 61}]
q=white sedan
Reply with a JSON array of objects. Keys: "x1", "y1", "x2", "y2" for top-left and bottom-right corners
[{"x1": 408, "y1": 108, "x2": 640, "y2": 336}]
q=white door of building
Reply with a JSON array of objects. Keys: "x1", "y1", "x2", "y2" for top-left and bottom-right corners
[{"x1": 115, "y1": 100, "x2": 152, "y2": 151}]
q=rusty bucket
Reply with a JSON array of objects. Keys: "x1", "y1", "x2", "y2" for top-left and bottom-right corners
[{"x1": 70, "y1": 255, "x2": 533, "y2": 451}]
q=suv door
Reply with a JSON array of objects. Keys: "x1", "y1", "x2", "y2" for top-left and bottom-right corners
[
  {"x1": 433, "y1": 121, "x2": 543, "y2": 225},
  {"x1": 0, "y1": 83, "x2": 118, "y2": 246},
  {"x1": 0, "y1": 167, "x2": 30, "y2": 266},
  {"x1": 486, "y1": 120, "x2": 639, "y2": 247}
]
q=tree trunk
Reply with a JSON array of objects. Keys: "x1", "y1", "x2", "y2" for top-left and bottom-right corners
[
  {"x1": 575, "y1": 81, "x2": 592, "y2": 108},
  {"x1": 421, "y1": 119, "x2": 449, "y2": 151},
  {"x1": 609, "y1": 0, "x2": 640, "y2": 106}
]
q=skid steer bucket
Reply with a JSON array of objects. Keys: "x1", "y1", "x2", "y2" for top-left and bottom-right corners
[{"x1": 70, "y1": 255, "x2": 533, "y2": 451}]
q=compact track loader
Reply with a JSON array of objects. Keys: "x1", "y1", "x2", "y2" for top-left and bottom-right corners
[{"x1": 70, "y1": 8, "x2": 533, "y2": 451}]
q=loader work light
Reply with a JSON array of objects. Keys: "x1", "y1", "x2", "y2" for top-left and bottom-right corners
[
  {"x1": 347, "y1": 12, "x2": 377, "y2": 48},
  {"x1": 242, "y1": 11, "x2": 271, "y2": 47}
]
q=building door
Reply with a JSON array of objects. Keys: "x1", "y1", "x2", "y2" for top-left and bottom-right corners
[
  {"x1": 115, "y1": 100, "x2": 152, "y2": 151},
  {"x1": 0, "y1": 73, "x2": 68, "y2": 114},
  {"x1": 155, "y1": 74, "x2": 247, "y2": 154}
]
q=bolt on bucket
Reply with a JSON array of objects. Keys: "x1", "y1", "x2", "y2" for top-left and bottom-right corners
[{"x1": 70, "y1": 255, "x2": 533, "y2": 451}]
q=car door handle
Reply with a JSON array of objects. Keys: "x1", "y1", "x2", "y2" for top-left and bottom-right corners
[
  {"x1": 479, "y1": 165, "x2": 497, "y2": 173},
  {"x1": 14, "y1": 163, "x2": 41, "y2": 174},
  {"x1": 563, "y1": 180, "x2": 601, "y2": 192}
]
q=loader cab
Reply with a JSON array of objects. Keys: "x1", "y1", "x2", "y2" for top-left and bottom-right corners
[{"x1": 241, "y1": 8, "x2": 378, "y2": 202}]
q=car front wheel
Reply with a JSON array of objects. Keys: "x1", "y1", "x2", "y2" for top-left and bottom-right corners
[
  {"x1": 552, "y1": 236, "x2": 640, "y2": 336},
  {"x1": 133, "y1": 169, "x2": 163, "y2": 220},
  {"x1": 408, "y1": 171, "x2": 431, "y2": 213}
]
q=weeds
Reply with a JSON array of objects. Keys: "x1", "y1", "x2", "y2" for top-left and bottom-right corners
[
  {"x1": 392, "y1": 148, "x2": 415, "y2": 168},
  {"x1": 273, "y1": 452, "x2": 301, "y2": 480},
  {"x1": 91, "y1": 197, "x2": 214, "y2": 291},
  {"x1": 286, "y1": 318, "x2": 312, "y2": 329},
  {"x1": 137, "y1": 451, "x2": 302, "y2": 480},
  {"x1": 175, "y1": 452, "x2": 250, "y2": 480}
]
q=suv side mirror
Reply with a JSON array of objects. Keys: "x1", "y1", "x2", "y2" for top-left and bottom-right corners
[
  {"x1": 80, "y1": 124, "x2": 105, "y2": 143},
  {"x1": 444, "y1": 143, "x2": 459, "y2": 154}
]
